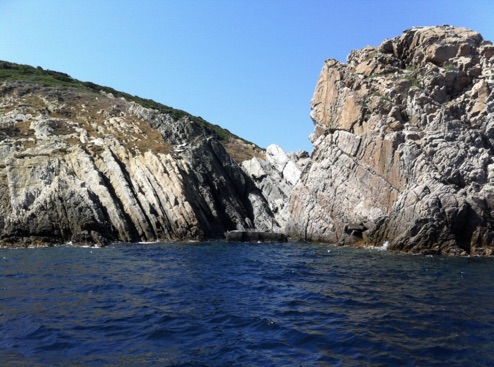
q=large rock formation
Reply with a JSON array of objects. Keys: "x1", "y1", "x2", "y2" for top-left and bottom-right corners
[
  {"x1": 287, "y1": 25, "x2": 494, "y2": 255},
  {"x1": 241, "y1": 144, "x2": 310, "y2": 230},
  {"x1": 0, "y1": 75, "x2": 275, "y2": 247},
  {"x1": 3, "y1": 26, "x2": 494, "y2": 255}
]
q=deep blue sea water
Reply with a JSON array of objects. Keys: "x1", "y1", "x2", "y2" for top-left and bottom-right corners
[{"x1": 1, "y1": 241, "x2": 494, "y2": 367}]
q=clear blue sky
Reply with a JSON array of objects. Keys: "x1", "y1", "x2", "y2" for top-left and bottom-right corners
[{"x1": 0, "y1": 1, "x2": 492, "y2": 152}]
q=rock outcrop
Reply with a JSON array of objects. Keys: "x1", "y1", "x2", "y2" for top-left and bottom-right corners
[
  {"x1": 225, "y1": 229, "x2": 287, "y2": 242},
  {"x1": 241, "y1": 144, "x2": 309, "y2": 231},
  {"x1": 0, "y1": 78, "x2": 274, "y2": 247},
  {"x1": 287, "y1": 25, "x2": 494, "y2": 255},
  {"x1": 3, "y1": 25, "x2": 494, "y2": 255}
]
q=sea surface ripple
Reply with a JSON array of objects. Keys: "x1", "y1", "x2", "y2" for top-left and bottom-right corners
[{"x1": 1, "y1": 241, "x2": 494, "y2": 366}]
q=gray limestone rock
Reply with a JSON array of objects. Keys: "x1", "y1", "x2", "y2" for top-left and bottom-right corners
[
  {"x1": 0, "y1": 81, "x2": 273, "y2": 247},
  {"x1": 241, "y1": 144, "x2": 307, "y2": 232}
]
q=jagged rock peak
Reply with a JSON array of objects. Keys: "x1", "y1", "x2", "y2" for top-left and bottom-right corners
[
  {"x1": 347, "y1": 25, "x2": 489, "y2": 74},
  {"x1": 375, "y1": 25, "x2": 488, "y2": 68},
  {"x1": 310, "y1": 25, "x2": 494, "y2": 143},
  {"x1": 289, "y1": 26, "x2": 494, "y2": 255}
]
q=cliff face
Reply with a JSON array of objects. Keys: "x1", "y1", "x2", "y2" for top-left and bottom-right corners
[
  {"x1": 3, "y1": 25, "x2": 494, "y2": 254},
  {"x1": 287, "y1": 26, "x2": 494, "y2": 255},
  {"x1": 0, "y1": 79, "x2": 274, "y2": 247}
]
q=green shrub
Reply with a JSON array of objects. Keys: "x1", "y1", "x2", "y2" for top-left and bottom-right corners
[{"x1": 443, "y1": 63, "x2": 456, "y2": 71}]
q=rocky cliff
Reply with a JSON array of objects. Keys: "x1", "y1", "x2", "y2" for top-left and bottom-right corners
[
  {"x1": 3, "y1": 25, "x2": 494, "y2": 255},
  {"x1": 286, "y1": 25, "x2": 494, "y2": 255},
  {"x1": 241, "y1": 144, "x2": 310, "y2": 230},
  {"x1": 0, "y1": 65, "x2": 277, "y2": 247}
]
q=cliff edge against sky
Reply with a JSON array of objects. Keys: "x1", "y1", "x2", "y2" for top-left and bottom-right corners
[
  {"x1": 1, "y1": 25, "x2": 494, "y2": 255},
  {"x1": 0, "y1": 69, "x2": 279, "y2": 246},
  {"x1": 284, "y1": 25, "x2": 494, "y2": 255}
]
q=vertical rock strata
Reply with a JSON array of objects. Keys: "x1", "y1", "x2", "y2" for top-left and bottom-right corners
[
  {"x1": 287, "y1": 26, "x2": 494, "y2": 255},
  {"x1": 0, "y1": 82, "x2": 273, "y2": 246},
  {"x1": 241, "y1": 144, "x2": 310, "y2": 231}
]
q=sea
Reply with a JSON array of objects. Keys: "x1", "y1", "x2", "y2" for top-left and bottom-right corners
[{"x1": 1, "y1": 241, "x2": 493, "y2": 367}]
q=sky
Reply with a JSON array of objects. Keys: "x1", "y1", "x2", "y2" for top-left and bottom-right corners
[{"x1": 0, "y1": 1, "x2": 492, "y2": 153}]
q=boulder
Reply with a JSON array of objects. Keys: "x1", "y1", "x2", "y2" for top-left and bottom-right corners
[{"x1": 225, "y1": 230, "x2": 287, "y2": 242}]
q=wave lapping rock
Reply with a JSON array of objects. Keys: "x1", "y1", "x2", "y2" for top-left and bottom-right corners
[{"x1": 287, "y1": 25, "x2": 494, "y2": 255}]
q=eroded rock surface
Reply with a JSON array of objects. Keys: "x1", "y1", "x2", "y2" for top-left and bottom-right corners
[
  {"x1": 3, "y1": 25, "x2": 494, "y2": 255},
  {"x1": 287, "y1": 25, "x2": 494, "y2": 255},
  {"x1": 241, "y1": 144, "x2": 309, "y2": 231},
  {"x1": 0, "y1": 81, "x2": 273, "y2": 246}
]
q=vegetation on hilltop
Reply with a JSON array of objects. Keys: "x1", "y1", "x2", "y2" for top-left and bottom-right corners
[{"x1": 0, "y1": 60, "x2": 258, "y2": 147}]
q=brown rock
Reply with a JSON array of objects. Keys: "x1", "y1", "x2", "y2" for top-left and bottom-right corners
[{"x1": 287, "y1": 26, "x2": 494, "y2": 255}]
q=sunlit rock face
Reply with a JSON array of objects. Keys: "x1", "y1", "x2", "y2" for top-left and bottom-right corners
[
  {"x1": 0, "y1": 81, "x2": 274, "y2": 247},
  {"x1": 241, "y1": 144, "x2": 310, "y2": 231},
  {"x1": 287, "y1": 25, "x2": 494, "y2": 255},
  {"x1": 3, "y1": 25, "x2": 494, "y2": 255}
]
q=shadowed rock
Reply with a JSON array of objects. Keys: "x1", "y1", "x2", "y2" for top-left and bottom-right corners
[{"x1": 225, "y1": 230, "x2": 287, "y2": 242}]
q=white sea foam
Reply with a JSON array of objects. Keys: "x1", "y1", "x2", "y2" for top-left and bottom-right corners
[
  {"x1": 376, "y1": 241, "x2": 389, "y2": 251},
  {"x1": 80, "y1": 244, "x2": 101, "y2": 248}
]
